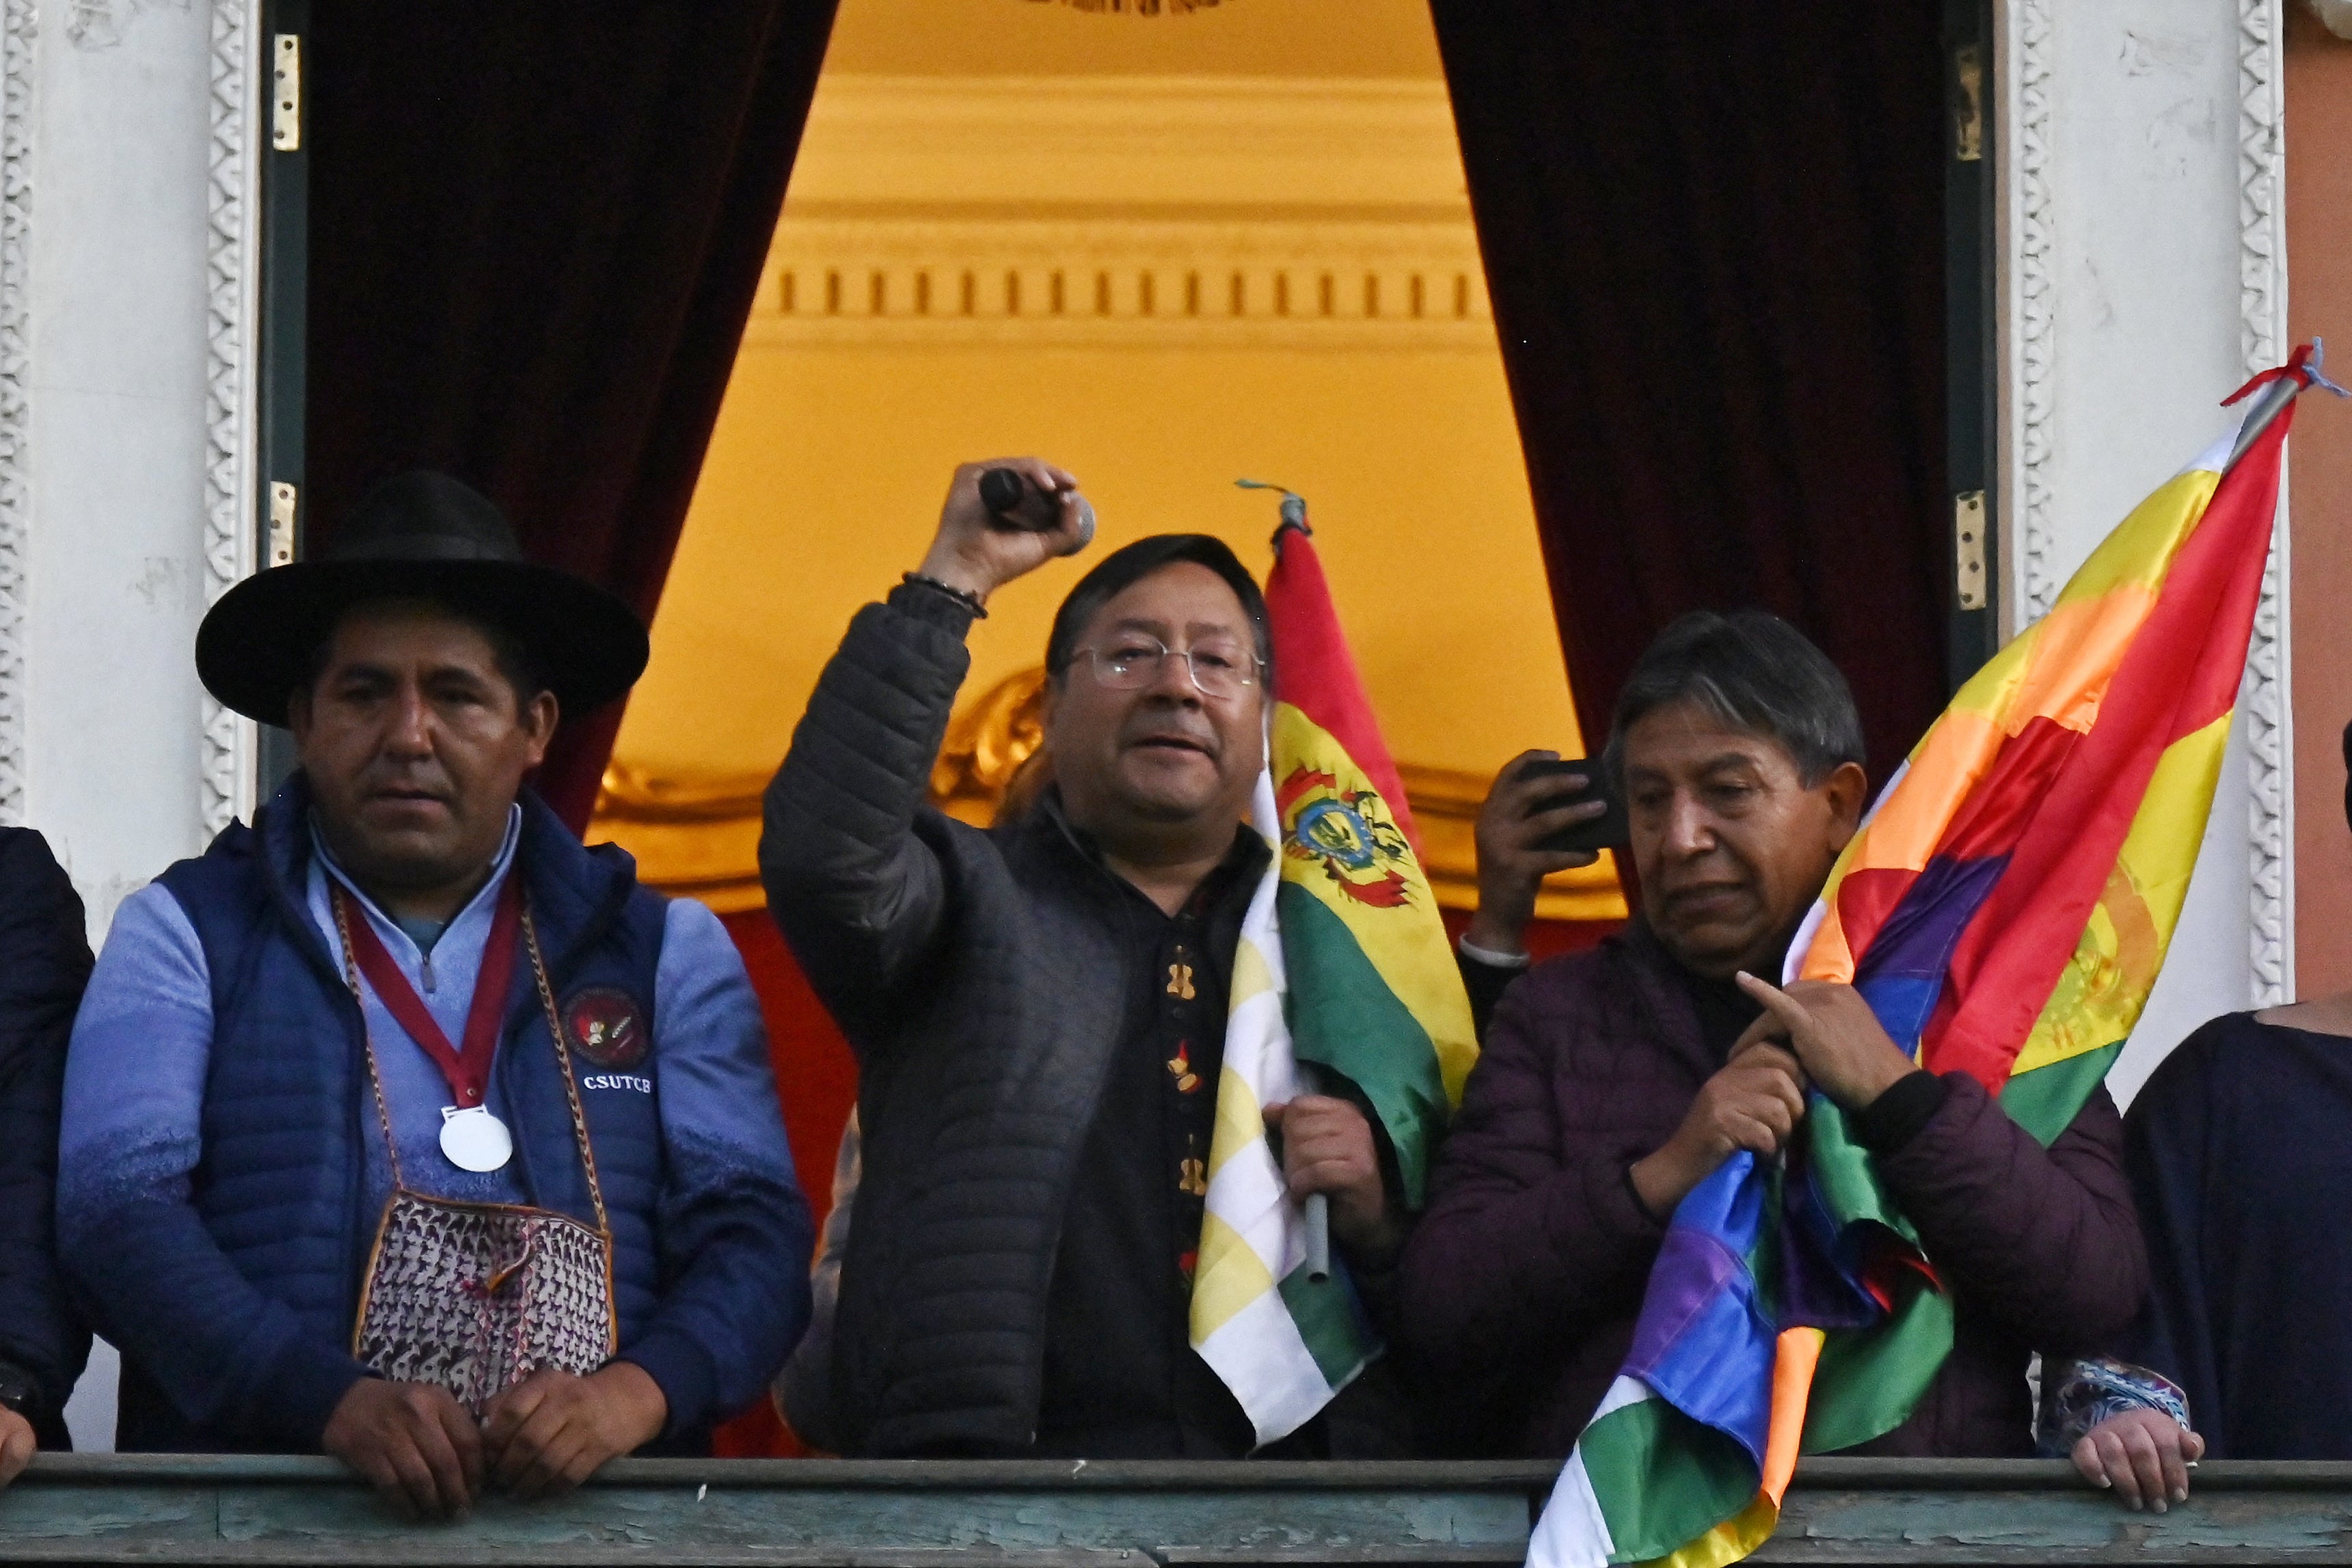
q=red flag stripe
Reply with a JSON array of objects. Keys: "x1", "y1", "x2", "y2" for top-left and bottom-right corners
[
  {"x1": 1265, "y1": 524, "x2": 1423, "y2": 853},
  {"x1": 1931, "y1": 718, "x2": 2080, "y2": 865},
  {"x1": 1923, "y1": 411, "x2": 2290, "y2": 1089}
]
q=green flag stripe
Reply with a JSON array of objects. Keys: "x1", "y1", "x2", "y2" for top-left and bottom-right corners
[
  {"x1": 1804, "y1": 1101, "x2": 1921, "y2": 1244},
  {"x1": 1578, "y1": 1398, "x2": 1758, "y2": 1563},
  {"x1": 1999, "y1": 1042, "x2": 2124, "y2": 1147},
  {"x1": 1275, "y1": 883, "x2": 1450, "y2": 1206},
  {"x1": 1278, "y1": 1265, "x2": 1381, "y2": 1389},
  {"x1": 1798, "y1": 1044, "x2": 2114, "y2": 1455},
  {"x1": 1800, "y1": 1281, "x2": 1956, "y2": 1455},
  {"x1": 1794, "y1": 1044, "x2": 2120, "y2": 1457}
]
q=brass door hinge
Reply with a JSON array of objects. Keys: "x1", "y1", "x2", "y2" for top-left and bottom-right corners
[
  {"x1": 272, "y1": 34, "x2": 301, "y2": 152},
  {"x1": 268, "y1": 482, "x2": 297, "y2": 569},
  {"x1": 1952, "y1": 43, "x2": 1984, "y2": 163},
  {"x1": 1954, "y1": 490, "x2": 1987, "y2": 610}
]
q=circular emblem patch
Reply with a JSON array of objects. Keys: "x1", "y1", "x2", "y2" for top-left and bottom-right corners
[{"x1": 565, "y1": 987, "x2": 649, "y2": 1069}]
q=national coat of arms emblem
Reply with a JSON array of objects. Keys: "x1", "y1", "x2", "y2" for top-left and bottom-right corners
[{"x1": 1276, "y1": 763, "x2": 1414, "y2": 908}]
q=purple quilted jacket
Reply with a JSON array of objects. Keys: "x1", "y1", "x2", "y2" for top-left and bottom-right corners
[{"x1": 1396, "y1": 922, "x2": 2148, "y2": 1458}]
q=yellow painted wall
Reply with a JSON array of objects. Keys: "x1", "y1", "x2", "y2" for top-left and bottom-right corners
[
  {"x1": 597, "y1": 0, "x2": 1621, "y2": 921},
  {"x1": 625, "y1": 341, "x2": 1581, "y2": 787},
  {"x1": 818, "y1": 0, "x2": 1446, "y2": 79}
]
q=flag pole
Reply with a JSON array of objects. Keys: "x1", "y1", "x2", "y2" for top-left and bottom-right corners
[
  {"x1": 1294, "y1": 1064, "x2": 1332, "y2": 1284},
  {"x1": 1238, "y1": 478, "x2": 1332, "y2": 1284},
  {"x1": 2226, "y1": 339, "x2": 2348, "y2": 471}
]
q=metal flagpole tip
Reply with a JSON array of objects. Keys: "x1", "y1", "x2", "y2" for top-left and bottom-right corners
[
  {"x1": 2223, "y1": 340, "x2": 2350, "y2": 471},
  {"x1": 1236, "y1": 478, "x2": 1310, "y2": 535},
  {"x1": 2304, "y1": 337, "x2": 2351, "y2": 398}
]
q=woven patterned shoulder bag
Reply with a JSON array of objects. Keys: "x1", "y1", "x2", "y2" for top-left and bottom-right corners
[{"x1": 336, "y1": 896, "x2": 619, "y2": 1416}]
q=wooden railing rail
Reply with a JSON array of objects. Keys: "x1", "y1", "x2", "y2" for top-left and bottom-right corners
[{"x1": 4, "y1": 1455, "x2": 2351, "y2": 1565}]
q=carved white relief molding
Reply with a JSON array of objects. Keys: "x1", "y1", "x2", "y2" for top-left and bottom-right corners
[
  {"x1": 200, "y1": 0, "x2": 258, "y2": 836},
  {"x1": 2239, "y1": 0, "x2": 2292, "y2": 1006},
  {"x1": 66, "y1": 0, "x2": 174, "y2": 53},
  {"x1": 2010, "y1": 0, "x2": 2057, "y2": 628},
  {"x1": 0, "y1": 0, "x2": 35, "y2": 826}
]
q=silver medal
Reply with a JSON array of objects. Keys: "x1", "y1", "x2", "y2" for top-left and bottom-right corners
[{"x1": 439, "y1": 1105, "x2": 513, "y2": 1172}]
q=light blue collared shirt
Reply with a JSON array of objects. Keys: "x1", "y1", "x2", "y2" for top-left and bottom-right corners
[{"x1": 306, "y1": 806, "x2": 532, "y2": 1211}]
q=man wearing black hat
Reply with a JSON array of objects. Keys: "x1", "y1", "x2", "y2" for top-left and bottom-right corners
[
  {"x1": 763, "y1": 459, "x2": 1414, "y2": 1459},
  {"x1": 57, "y1": 473, "x2": 813, "y2": 1516}
]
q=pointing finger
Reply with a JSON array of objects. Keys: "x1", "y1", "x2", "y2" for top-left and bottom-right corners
[{"x1": 1735, "y1": 971, "x2": 1817, "y2": 1038}]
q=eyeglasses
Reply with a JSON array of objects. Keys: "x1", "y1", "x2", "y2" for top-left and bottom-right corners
[{"x1": 1071, "y1": 637, "x2": 1265, "y2": 699}]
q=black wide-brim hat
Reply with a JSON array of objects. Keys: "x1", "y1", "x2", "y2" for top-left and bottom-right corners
[{"x1": 196, "y1": 471, "x2": 650, "y2": 727}]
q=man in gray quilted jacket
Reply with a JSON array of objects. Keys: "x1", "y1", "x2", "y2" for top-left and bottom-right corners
[{"x1": 761, "y1": 458, "x2": 1418, "y2": 1458}]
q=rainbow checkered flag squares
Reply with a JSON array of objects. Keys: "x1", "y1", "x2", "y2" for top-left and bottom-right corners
[{"x1": 1532, "y1": 351, "x2": 2315, "y2": 1568}]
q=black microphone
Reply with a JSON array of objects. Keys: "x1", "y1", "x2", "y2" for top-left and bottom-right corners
[{"x1": 979, "y1": 468, "x2": 1096, "y2": 546}]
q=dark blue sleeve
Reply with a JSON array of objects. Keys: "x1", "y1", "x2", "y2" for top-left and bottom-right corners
[
  {"x1": 0, "y1": 828, "x2": 93, "y2": 1439},
  {"x1": 620, "y1": 900, "x2": 813, "y2": 1444},
  {"x1": 2117, "y1": 1025, "x2": 2221, "y2": 1446},
  {"x1": 57, "y1": 880, "x2": 369, "y2": 1450}
]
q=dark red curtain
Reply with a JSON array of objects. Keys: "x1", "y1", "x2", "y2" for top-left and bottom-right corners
[
  {"x1": 1428, "y1": 0, "x2": 1949, "y2": 783},
  {"x1": 303, "y1": 2, "x2": 840, "y2": 828},
  {"x1": 711, "y1": 910, "x2": 859, "y2": 1457}
]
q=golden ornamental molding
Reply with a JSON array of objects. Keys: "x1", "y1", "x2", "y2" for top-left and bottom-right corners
[
  {"x1": 1021, "y1": 0, "x2": 1228, "y2": 14},
  {"x1": 763, "y1": 77, "x2": 1488, "y2": 353},
  {"x1": 786, "y1": 77, "x2": 1469, "y2": 211},
  {"x1": 748, "y1": 212, "x2": 1495, "y2": 353}
]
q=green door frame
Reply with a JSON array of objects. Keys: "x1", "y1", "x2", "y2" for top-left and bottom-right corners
[
  {"x1": 256, "y1": 0, "x2": 308, "y2": 794},
  {"x1": 1945, "y1": 0, "x2": 1999, "y2": 689}
]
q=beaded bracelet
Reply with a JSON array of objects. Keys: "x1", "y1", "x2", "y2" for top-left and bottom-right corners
[{"x1": 900, "y1": 571, "x2": 989, "y2": 619}]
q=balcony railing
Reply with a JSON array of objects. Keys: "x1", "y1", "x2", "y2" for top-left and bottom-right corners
[{"x1": 3, "y1": 1455, "x2": 2350, "y2": 1565}]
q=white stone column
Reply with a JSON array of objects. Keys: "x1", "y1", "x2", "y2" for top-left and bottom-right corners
[
  {"x1": 8, "y1": 0, "x2": 262, "y2": 1451},
  {"x1": 1999, "y1": 0, "x2": 2288, "y2": 1103},
  {"x1": 14, "y1": 0, "x2": 258, "y2": 940}
]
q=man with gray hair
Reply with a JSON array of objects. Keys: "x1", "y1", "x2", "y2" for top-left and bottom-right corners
[{"x1": 1395, "y1": 610, "x2": 2145, "y2": 1457}]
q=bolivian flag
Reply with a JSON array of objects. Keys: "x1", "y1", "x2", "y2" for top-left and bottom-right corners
[
  {"x1": 1532, "y1": 350, "x2": 2315, "y2": 1568},
  {"x1": 1189, "y1": 508, "x2": 1478, "y2": 1445}
]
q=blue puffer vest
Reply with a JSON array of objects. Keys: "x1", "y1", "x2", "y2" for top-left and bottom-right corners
[{"x1": 125, "y1": 776, "x2": 671, "y2": 1452}]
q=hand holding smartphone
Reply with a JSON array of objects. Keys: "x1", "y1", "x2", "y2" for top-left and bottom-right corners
[
  {"x1": 1464, "y1": 751, "x2": 1620, "y2": 958},
  {"x1": 1517, "y1": 757, "x2": 1627, "y2": 853}
]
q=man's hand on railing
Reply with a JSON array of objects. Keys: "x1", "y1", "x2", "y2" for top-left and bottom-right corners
[
  {"x1": 0, "y1": 1406, "x2": 31, "y2": 1489},
  {"x1": 321, "y1": 1378, "x2": 483, "y2": 1522},
  {"x1": 2072, "y1": 1407, "x2": 2204, "y2": 1513},
  {"x1": 481, "y1": 1362, "x2": 668, "y2": 1500}
]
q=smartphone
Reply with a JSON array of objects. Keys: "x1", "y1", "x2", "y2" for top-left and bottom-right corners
[
  {"x1": 1519, "y1": 758, "x2": 1627, "y2": 852},
  {"x1": 979, "y1": 467, "x2": 1098, "y2": 545}
]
